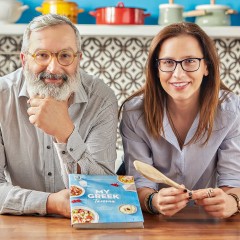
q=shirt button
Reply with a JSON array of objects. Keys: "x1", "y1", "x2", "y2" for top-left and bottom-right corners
[
  {"x1": 48, "y1": 172, "x2": 52, "y2": 176},
  {"x1": 62, "y1": 151, "x2": 66, "y2": 154},
  {"x1": 70, "y1": 148, "x2": 73, "y2": 152},
  {"x1": 47, "y1": 146, "x2": 51, "y2": 149}
]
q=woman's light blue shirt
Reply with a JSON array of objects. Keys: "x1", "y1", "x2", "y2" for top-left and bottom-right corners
[{"x1": 120, "y1": 91, "x2": 240, "y2": 191}]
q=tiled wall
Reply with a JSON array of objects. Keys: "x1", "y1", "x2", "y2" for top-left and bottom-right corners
[{"x1": 0, "y1": 35, "x2": 240, "y2": 148}]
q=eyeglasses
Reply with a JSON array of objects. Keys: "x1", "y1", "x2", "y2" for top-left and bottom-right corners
[
  {"x1": 27, "y1": 49, "x2": 80, "y2": 66},
  {"x1": 156, "y1": 58, "x2": 204, "y2": 72}
]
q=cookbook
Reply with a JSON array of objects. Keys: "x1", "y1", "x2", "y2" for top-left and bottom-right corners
[{"x1": 69, "y1": 174, "x2": 144, "y2": 229}]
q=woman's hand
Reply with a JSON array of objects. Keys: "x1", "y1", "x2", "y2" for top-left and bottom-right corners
[
  {"x1": 192, "y1": 188, "x2": 238, "y2": 218},
  {"x1": 152, "y1": 187, "x2": 189, "y2": 216}
]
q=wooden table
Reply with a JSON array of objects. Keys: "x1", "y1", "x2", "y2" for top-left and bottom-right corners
[{"x1": 0, "y1": 206, "x2": 239, "y2": 240}]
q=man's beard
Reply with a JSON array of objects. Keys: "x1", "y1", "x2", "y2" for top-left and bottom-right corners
[{"x1": 24, "y1": 63, "x2": 81, "y2": 101}]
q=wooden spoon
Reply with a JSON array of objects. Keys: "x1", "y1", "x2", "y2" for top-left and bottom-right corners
[{"x1": 134, "y1": 160, "x2": 184, "y2": 189}]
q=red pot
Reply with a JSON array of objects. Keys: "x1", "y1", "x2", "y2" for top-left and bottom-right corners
[{"x1": 89, "y1": 2, "x2": 150, "y2": 25}]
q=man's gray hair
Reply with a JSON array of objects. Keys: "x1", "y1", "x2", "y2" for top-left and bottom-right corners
[{"x1": 21, "y1": 14, "x2": 81, "y2": 53}]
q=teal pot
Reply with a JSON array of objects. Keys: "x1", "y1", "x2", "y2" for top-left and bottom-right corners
[
  {"x1": 195, "y1": 4, "x2": 237, "y2": 26},
  {"x1": 158, "y1": 4, "x2": 207, "y2": 26},
  {"x1": 158, "y1": 4, "x2": 184, "y2": 26}
]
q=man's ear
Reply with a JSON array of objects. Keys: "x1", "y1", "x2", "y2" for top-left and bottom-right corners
[
  {"x1": 20, "y1": 52, "x2": 26, "y2": 68},
  {"x1": 79, "y1": 52, "x2": 82, "y2": 60}
]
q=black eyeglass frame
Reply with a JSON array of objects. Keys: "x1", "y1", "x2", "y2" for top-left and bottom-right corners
[
  {"x1": 26, "y1": 49, "x2": 80, "y2": 66},
  {"x1": 156, "y1": 57, "x2": 205, "y2": 72}
]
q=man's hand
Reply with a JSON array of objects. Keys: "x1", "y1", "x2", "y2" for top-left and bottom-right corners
[
  {"x1": 46, "y1": 189, "x2": 71, "y2": 218},
  {"x1": 27, "y1": 96, "x2": 74, "y2": 143}
]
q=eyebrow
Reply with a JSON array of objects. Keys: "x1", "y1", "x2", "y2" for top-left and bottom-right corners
[
  {"x1": 31, "y1": 47, "x2": 76, "y2": 52},
  {"x1": 158, "y1": 56, "x2": 203, "y2": 59}
]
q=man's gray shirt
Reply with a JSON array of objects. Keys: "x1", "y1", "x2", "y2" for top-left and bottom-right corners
[{"x1": 0, "y1": 68, "x2": 118, "y2": 215}]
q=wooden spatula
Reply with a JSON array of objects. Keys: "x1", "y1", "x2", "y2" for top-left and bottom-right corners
[{"x1": 134, "y1": 160, "x2": 184, "y2": 190}]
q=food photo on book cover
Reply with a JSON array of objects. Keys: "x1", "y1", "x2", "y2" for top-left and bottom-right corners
[{"x1": 68, "y1": 174, "x2": 144, "y2": 229}]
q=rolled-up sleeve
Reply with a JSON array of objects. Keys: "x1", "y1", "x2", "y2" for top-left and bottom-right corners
[{"x1": 54, "y1": 101, "x2": 118, "y2": 187}]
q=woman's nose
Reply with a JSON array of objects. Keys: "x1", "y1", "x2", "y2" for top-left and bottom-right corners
[{"x1": 173, "y1": 63, "x2": 185, "y2": 78}]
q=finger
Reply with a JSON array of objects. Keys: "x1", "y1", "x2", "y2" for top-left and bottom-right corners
[
  {"x1": 162, "y1": 193, "x2": 189, "y2": 204},
  {"x1": 161, "y1": 187, "x2": 188, "y2": 197},
  {"x1": 204, "y1": 203, "x2": 222, "y2": 212},
  {"x1": 44, "y1": 95, "x2": 69, "y2": 103},
  {"x1": 159, "y1": 199, "x2": 188, "y2": 215},
  {"x1": 158, "y1": 190, "x2": 189, "y2": 205},
  {"x1": 27, "y1": 94, "x2": 45, "y2": 103},
  {"x1": 195, "y1": 195, "x2": 220, "y2": 206},
  {"x1": 198, "y1": 200, "x2": 224, "y2": 216},
  {"x1": 27, "y1": 106, "x2": 38, "y2": 116},
  {"x1": 29, "y1": 114, "x2": 37, "y2": 124},
  {"x1": 28, "y1": 98, "x2": 44, "y2": 107},
  {"x1": 192, "y1": 188, "x2": 215, "y2": 200},
  {"x1": 194, "y1": 199, "x2": 212, "y2": 206},
  {"x1": 33, "y1": 94, "x2": 45, "y2": 99}
]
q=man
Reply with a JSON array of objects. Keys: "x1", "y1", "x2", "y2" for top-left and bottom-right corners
[{"x1": 0, "y1": 14, "x2": 118, "y2": 217}]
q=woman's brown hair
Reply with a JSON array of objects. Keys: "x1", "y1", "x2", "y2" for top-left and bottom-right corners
[{"x1": 119, "y1": 22, "x2": 230, "y2": 145}]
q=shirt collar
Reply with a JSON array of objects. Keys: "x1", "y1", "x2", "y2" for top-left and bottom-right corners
[{"x1": 18, "y1": 68, "x2": 29, "y2": 99}]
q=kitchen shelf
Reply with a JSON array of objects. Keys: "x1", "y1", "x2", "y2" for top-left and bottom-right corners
[{"x1": 0, "y1": 24, "x2": 240, "y2": 38}]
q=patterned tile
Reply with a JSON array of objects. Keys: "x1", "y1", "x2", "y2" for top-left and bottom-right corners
[
  {"x1": 0, "y1": 35, "x2": 239, "y2": 149},
  {"x1": 214, "y1": 39, "x2": 240, "y2": 95},
  {"x1": 81, "y1": 36, "x2": 151, "y2": 105}
]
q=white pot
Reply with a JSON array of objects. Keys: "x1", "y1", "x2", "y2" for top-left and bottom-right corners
[{"x1": 0, "y1": 0, "x2": 29, "y2": 24}]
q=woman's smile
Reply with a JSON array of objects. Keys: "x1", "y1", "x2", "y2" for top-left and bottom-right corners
[{"x1": 169, "y1": 81, "x2": 190, "y2": 90}]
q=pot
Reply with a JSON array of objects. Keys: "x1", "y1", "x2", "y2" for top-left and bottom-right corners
[
  {"x1": 89, "y1": 2, "x2": 150, "y2": 25},
  {"x1": 158, "y1": 4, "x2": 206, "y2": 26},
  {"x1": 194, "y1": 4, "x2": 237, "y2": 26},
  {"x1": 36, "y1": 0, "x2": 84, "y2": 23},
  {"x1": 0, "y1": 0, "x2": 28, "y2": 24}
]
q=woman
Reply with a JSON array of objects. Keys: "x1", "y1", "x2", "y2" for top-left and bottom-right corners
[{"x1": 119, "y1": 22, "x2": 240, "y2": 218}]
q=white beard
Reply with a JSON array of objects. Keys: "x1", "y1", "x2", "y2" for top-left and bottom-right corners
[{"x1": 24, "y1": 64, "x2": 81, "y2": 101}]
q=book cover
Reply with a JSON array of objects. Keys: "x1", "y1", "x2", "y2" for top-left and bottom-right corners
[{"x1": 69, "y1": 174, "x2": 144, "y2": 229}]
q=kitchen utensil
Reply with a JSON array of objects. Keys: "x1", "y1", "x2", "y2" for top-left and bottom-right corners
[
  {"x1": 158, "y1": 4, "x2": 183, "y2": 25},
  {"x1": 89, "y1": 2, "x2": 150, "y2": 25},
  {"x1": 158, "y1": 4, "x2": 206, "y2": 26},
  {"x1": 194, "y1": 4, "x2": 237, "y2": 26},
  {"x1": 0, "y1": 0, "x2": 29, "y2": 24},
  {"x1": 35, "y1": 0, "x2": 84, "y2": 23},
  {"x1": 133, "y1": 160, "x2": 184, "y2": 189}
]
